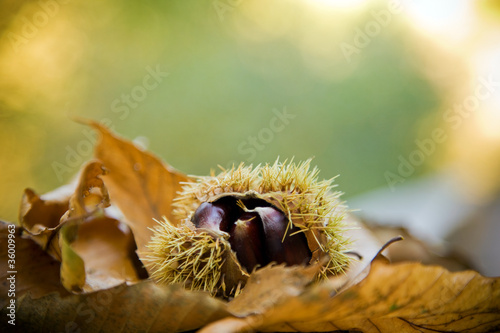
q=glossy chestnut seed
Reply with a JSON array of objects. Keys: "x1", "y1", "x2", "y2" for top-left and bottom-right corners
[
  {"x1": 193, "y1": 199, "x2": 312, "y2": 273},
  {"x1": 228, "y1": 212, "x2": 267, "y2": 272},
  {"x1": 281, "y1": 225, "x2": 312, "y2": 265},
  {"x1": 191, "y1": 202, "x2": 228, "y2": 231},
  {"x1": 255, "y1": 206, "x2": 311, "y2": 266},
  {"x1": 254, "y1": 206, "x2": 288, "y2": 264}
]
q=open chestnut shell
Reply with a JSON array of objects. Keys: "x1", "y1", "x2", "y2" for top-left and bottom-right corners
[
  {"x1": 191, "y1": 197, "x2": 311, "y2": 273},
  {"x1": 144, "y1": 160, "x2": 351, "y2": 297}
]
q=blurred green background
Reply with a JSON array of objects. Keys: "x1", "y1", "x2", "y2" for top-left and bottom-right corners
[{"x1": 1, "y1": 0, "x2": 497, "y2": 223}]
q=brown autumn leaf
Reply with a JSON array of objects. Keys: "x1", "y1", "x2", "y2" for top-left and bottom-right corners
[
  {"x1": 57, "y1": 216, "x2": 148, "y2": 293},
  {"x1": 6, "y1": 202, "x2": 228, "y2": 331},
  {"x1": 1, "y1": 279, "x2": 230, "y2": 333},
  {"x1": 55, "y1": 160, "x2": 111, "y2": 292},
  {"x1": 201, "y1": 260, "x2": 500, "y2": 333},
  {"x1": 71, "y1": 216, "x2": 148, "y2": 292},
  {"x1": 17, "y1": 160, "x2": 146, "y2": 294},
  {"x1": 87, "y1": 121, "x2": 192, "y2": 253},
  {"x1": 59, "y1": 220, "x2": 87, "y2": 292},
  {"x1": 15, "y1": 121, "x2": 192, "y2": 295},
  {"x1": 65, "y1": 160, "x2": 110, "y2": 218},
  {"x1": 364, "y1": 222, "x2": 472, "y2": 272},
  {"x1": 60, "y1": 160, "x2": 147, "y2": 292},
  {"x1": 0, "y1": 221, "x2": 69, "y2": 303},
  {"x1": 56, "y1": 161, "x2": 147, "y2": 293},
  {"x1": 19, "y1": 187, "x2": 71, "y2": 260},
  {"x1": 18, "y1": 160, "x2": 109, "y2": 261}
]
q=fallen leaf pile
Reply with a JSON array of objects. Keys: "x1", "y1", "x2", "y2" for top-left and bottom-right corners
[{"x1": 1, "y1": 121, "x2": 499, "y2": 332}]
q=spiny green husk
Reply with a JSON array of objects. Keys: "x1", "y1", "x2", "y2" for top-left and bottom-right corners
[
  {"x1": 143, "y1": 219, "x2": 226, "y2": 293},
  {"x1": 144, "y1": 159, "x2": 351, "y2": 296}
]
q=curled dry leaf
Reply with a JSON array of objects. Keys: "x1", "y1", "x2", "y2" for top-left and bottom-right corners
[
  {"x1": 63, "y1": 161, "x2": 146, "y2": 293},
  {"x1": 56, "y1": 161, "x2": 109, "y2": 292},
  {"x1": 19, "y1": 187, "x2": 70, "y2": 260},
  {"x1": 59, "y1": 221, "x2": 86, "y2": 292},
  {"x1": 18, "y1": 160, "x2": 146, "y2": 294},
  {"x1": 58, "y1": 216, "x2": 147, "y2": 293},
  {"x1": 363, "y1": 222, "x2": 472, "y2": 272},
  {"x1": 59, "y1": 161, "x2": 146, "y2": 292},
  {"x1": 87, "y1": 120, "x2": 192, "y2": 252},
  {"x1": 71, "y1": 216, "x2": 148, "y2": 291},
  {"x1": 0, "y1": 221, "x2": 69, "y2": 303},
  {"x1": 65, "y1": 160, "x2": 110, "y2": 218},
  {"x1": 18, "y1": 160, "x2": 109, "y2": 261}
]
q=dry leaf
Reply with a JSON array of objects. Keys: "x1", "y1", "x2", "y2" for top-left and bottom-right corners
[
  {"x1": 65, "y1": 160, "x2": 110, "y2": 218},
  {"x1": 364, "y1": 222, "x2": 471, "y2": 272},
  {"x1": 58, "y1": 160, "x2": 146, "y2": 292},
  {"x1": 58, "y1": 221, "x2": 87, "y2": 292},
  {"x1": 55, "y1": 161, "x2": 147, "y2": 293},
  {"x1": 4, "y1": 207, "x2": 228, "y2": 331},
  {"x1": 2, "y1": 281, "x2": 230, "y2": 333},
  {"x1": 201, "y1": 260, "x2": 500, "y2": 333},
  {"x1": 88, "y1": 121, "x2": 192, "y2": 252},
  {"x1": 264, "y1": 260, "x2": 500, "y2": 332},
  {"x1": 19, "y1": 187, "x2": 70, "y2": 259},
  {"x1": 0, "y1": 221, "x2": 69, "y2": 303},
  {"x1": 71, "y1": 216, "x2": 148, "y2": 291},
  {"x1": 228, "y1": 264, "x2": 321, "y2": 317},
  {"x1": 18, "y1": 160, "x2": 147, "y2": 294},
  {"x1": 18, "y1": 160, "x2": 109, "y2": 260}
]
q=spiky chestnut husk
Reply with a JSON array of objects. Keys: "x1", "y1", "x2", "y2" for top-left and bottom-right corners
[{"x1": 144, "y1": 159, "x2": 351, "y2": 297}]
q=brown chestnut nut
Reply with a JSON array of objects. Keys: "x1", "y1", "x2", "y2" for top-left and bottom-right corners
[
  {"x1": 191, "y1": 202, "x2": 228, "y2": 231},
  {"x1": 255, "y1": 206, "x2": 311, "y2": 266},
  {"x1": 281, "y1": 225, "x2": 312, "y2": 266},
  {"x1": 228, "y1": 212, "x2": 266, "y2": 272},
  {"x1": 192, "y1": 200, "x2": 310, "y2": 272},
  {"x1": 254, "y1": 206, "x2": 288, "y2": 264}
]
